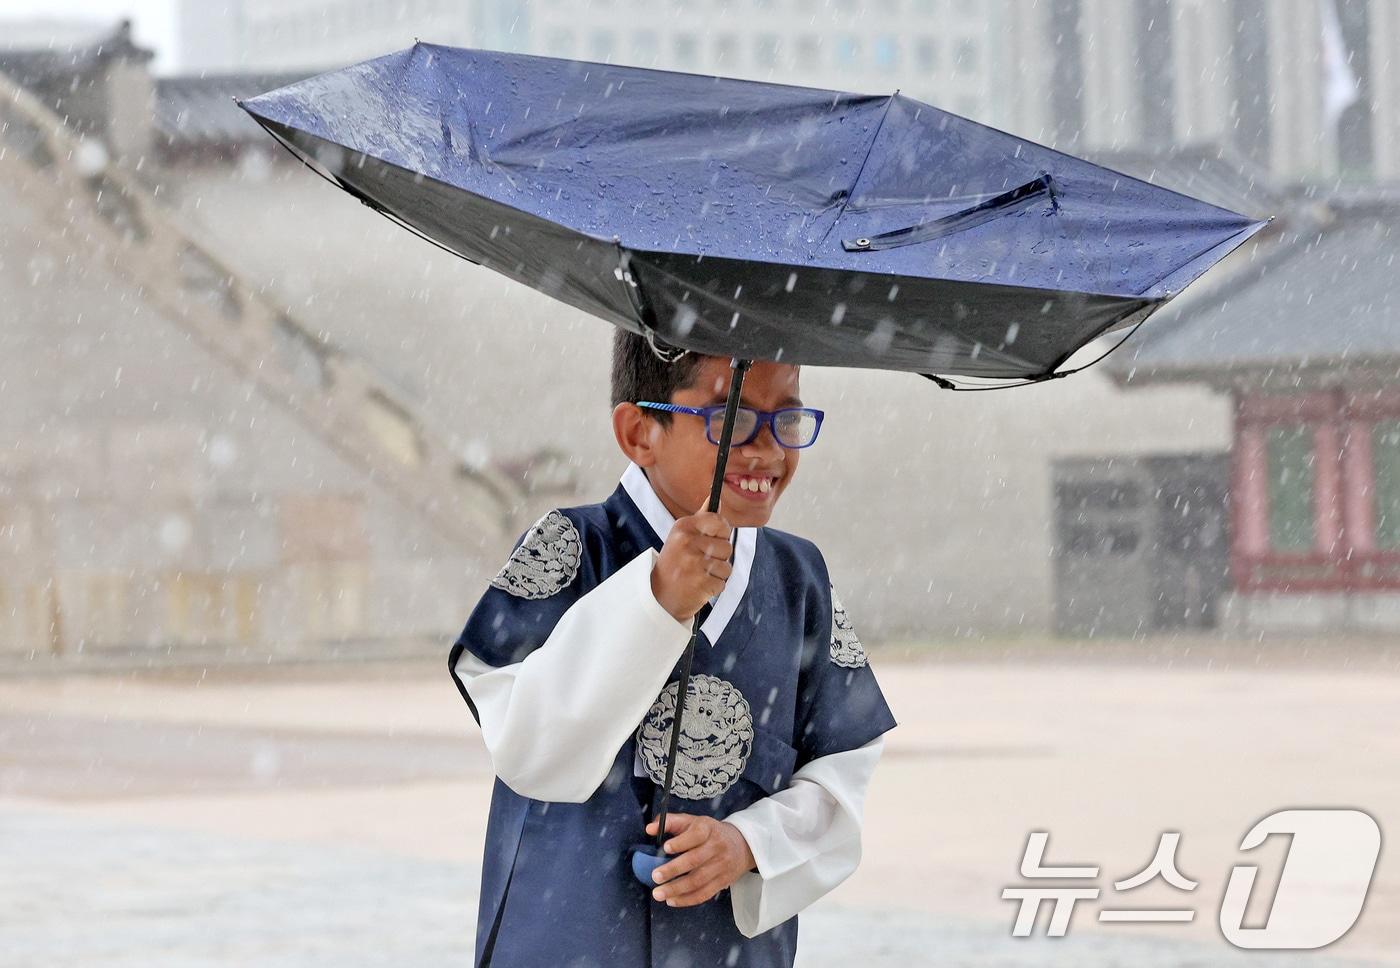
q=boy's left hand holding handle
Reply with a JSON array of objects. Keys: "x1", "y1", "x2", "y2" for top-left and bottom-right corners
[
  {"x1": 644, "y1": 814, "x2": 757, "y2": 907},
  {"x1": 650, "y1": 502, "x2": 734, "y2": 624}
]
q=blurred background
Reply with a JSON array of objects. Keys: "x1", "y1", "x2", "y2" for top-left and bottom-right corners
[{"x1": 1, "y1": 1, "x2": 1397, "y2": 965}]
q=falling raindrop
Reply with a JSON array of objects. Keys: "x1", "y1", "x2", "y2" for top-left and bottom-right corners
[
  {"x1": 865, "y1": 318, "x2": 896, "y2": 354},
  {"x1": 673, "y1": 304, "x2": 699, "y2": 336}
]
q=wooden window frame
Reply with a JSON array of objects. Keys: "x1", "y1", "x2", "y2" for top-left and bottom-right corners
[{"x1": 1232, "y1": 388, "x2": 1400, "y2": 592}]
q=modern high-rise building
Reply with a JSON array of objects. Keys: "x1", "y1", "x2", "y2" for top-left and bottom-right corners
[
  {"x1": 175, "y1": 0, "x2": 1400, "y2": 183},
  {"x1": 177, "y1": 0, "x2": 248, "y2": 73},
  {"x1": 1009, "y1": 0, "x2": 1399, "y2": 183},
  {"x1": 177, "y1": 0, "x2": 1006, "y2": 142}
]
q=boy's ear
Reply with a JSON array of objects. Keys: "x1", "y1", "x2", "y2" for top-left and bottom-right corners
[{"x1": 612, "y1": 402, "x2": 659, "y2": 466}]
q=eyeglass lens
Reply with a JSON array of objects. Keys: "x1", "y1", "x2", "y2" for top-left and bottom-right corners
[{"x1": 706, "y1": 409, "x2": 818, "y2": 447}]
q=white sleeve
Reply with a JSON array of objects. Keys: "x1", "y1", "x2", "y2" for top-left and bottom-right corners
[
  {"x1": 722, "y1": 735, "x2": 885, "y2": 938},
  {"x1": 453, "y1": 547, "x2": 693, "y2": 803}
]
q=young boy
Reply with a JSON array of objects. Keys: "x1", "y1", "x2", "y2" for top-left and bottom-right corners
[{"x1": 448, "y1": 329, "x2": 898, "y2": 967}]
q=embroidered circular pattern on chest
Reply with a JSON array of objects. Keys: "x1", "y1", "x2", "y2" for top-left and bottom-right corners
[
  {"x1": 830, "y1": 584, "x2": 868, "y2": 668},
  {"x1": 636, "y1": 673, "x2": 754, "y2": 800},
  {"x1": 490, "y1": 509, "x2": 582, "y2": 599}
]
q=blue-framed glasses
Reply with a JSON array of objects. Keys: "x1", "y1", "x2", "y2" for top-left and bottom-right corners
[{"x1": 636, "y1": 401, "x2": 825, "y2": 449}]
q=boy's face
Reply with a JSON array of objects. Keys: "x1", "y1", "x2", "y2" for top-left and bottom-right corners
[{"x1": 618, "y1": 356, "x2": 804, "y2": 529}]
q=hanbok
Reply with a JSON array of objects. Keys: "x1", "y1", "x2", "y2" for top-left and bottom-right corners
[{"x1": 450, "y1": 461, "x2": 898, "y2": 966}]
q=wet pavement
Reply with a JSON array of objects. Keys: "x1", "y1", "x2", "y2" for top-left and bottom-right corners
[
  {"x1": 0, "y1": 712, "x2": 482, "y2": 801},
  {"x1": 6, "y1": 806, "x2": 1387, "y2": 968},
  {"x1": 2, "y1": 653, "x2": 1396, "y2": 966}
]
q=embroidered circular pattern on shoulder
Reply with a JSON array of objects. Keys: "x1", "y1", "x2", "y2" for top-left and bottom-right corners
[
  {"x1": 636, "y1": 674, "x2": 754, "y2": 800},
  {"x1": 490, "y1": 509, "x2": 582, "y2": 599},
  {"x1": 829, "y1": 583, "x2": 868, "y2": 668}
]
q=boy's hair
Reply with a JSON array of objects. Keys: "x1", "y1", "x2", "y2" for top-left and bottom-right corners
[{"x1": 610, "y1": 329, "x2": 709, "y2": 428}]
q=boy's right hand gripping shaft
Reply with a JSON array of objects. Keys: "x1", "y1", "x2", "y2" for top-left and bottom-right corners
[{"x1": 650, "y1": 505, "x2": 733, "y2": 624}]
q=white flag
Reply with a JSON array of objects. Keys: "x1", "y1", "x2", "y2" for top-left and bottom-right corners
[{"x1": 1320, "y1": 0, "x2": 1360, "y2": 130}]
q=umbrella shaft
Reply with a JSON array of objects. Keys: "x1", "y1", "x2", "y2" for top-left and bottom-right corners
[{"x1": 653, "y1": 357, "x2": 752, "y2": 852}]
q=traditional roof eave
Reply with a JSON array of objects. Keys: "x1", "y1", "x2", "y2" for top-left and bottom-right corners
[
  {"x1": 1109, "y1": 355, "x2": 1400, "y2": 394},
  {"x1": 154, "y1": 72, "x2": 314, "y2": 152},
  {"x1": 1083, "y1": 141, "x2": 1285, "y2": 220},
  {"x1": 1107, "y1": 192, "x2": 1400, "y2": 392},
  {"x1": 0, "y1": 18, "x2": 153, "y2": 79}
]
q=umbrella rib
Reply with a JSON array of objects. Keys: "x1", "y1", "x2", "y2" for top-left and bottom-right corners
[
  {"x1": 812, "y1": 92, "x2": 899, "y2": 256},
  {"x1": 614, "y1": 245, "x2": 688, "y2": 361},
  {"x1": 248, "y1": 115, "x2": 488, "y2": 269},
  {"x1": 921, "y1": 303, "x2": 1157, "y2": 390},
  {"x1": 1135, "y1": 216, "x2": 1272, "y2": 299}
]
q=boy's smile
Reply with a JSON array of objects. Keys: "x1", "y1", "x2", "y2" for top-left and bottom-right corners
[{"x1": 613, "y1": 357, "x2": 804, "y2": 529}]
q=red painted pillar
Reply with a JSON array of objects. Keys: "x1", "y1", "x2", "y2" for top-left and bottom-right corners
[
  {"x1": 1342, "y1": 414, "x2": 1376, "y2": 555},
  {"x1": 1314, "y1": 419, "x2": 1344, "y2": 559},
  {"x1": 1232, "y1": 393, "x2": 1270, "y2": 592}
]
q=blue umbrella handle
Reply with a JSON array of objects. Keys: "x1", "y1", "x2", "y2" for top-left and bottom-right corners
[{"x1": 630, "y1": 843, "x2": 667, "y2": 887}]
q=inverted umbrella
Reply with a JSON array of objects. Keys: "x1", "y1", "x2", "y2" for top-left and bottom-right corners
[{"x1": 238, "y1": 43, "x2": 1267, "y2": 882}]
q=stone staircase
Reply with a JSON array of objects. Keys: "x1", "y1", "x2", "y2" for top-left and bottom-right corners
[{"x1": 0, "y1": 68, "x2": 522, "y2": 547}]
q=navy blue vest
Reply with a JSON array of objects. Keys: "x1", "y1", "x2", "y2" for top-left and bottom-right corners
[{"x1": 449, "y1": 481, "x2": 898, "y2": 967}]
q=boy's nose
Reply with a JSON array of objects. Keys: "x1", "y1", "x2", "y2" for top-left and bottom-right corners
[{"x1": 738, "y1": 422, "x2": 785, "y2": 460}]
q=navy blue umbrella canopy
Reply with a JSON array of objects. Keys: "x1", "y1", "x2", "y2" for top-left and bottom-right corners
[{"x1": 238, "y1": 43, "x2": 1268, "y2": 383}]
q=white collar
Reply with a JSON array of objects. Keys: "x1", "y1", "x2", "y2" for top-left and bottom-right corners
[{"x1": 620, "y1": 460, "x2": 756, "y2": 647}]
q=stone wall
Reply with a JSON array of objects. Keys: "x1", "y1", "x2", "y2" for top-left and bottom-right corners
[{"x1": 0, "y1": 182, "x2": 492, "y2": 661}]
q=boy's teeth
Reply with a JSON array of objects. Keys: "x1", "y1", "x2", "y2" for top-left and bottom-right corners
[{"x1": 736, "y1": 477, "x2": 772, "y2": 493}]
